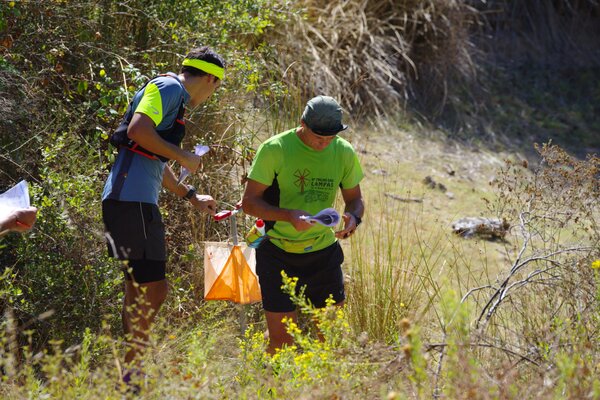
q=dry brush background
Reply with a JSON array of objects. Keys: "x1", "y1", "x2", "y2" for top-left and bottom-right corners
[{"x1": 0, "y1": 1, "x2": 599, "y2": 398}]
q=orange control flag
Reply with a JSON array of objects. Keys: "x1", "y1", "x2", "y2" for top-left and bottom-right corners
[{"x1": 204, "y1": 242, "x2": 261, "y2": 304}]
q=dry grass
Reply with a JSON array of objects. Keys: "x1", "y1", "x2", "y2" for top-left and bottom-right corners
[
  {"x1": 340, "y1": 126, "x2": 600, "y2": 397},
  {"x1": 268, "y1": 0, "x2": 480, "y2": 121},
  {"x1": 479, "y1": 0, "x2": 600, "y2": 67}
]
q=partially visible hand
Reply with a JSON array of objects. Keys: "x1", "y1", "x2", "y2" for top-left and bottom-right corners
[
  {"x1": 4, "y1": 207, "x2": 38, "y2": 233},
  {"x1": 288, "y1": 209, "x2": 315, "y2": 232},
  {"x1": 335, "y1": 212, "x2": 358, "y2": 239},
  {"x1": 179, "y1": 152, "x2": 202, "y2": 174},
  {"x1": 190, "y1": 194, "x2": 217, "y2": 215}
]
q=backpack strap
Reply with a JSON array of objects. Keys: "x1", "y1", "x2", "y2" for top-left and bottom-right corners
[{"x1": 105, "y1": 148, "x2": 136, "y2": 200}]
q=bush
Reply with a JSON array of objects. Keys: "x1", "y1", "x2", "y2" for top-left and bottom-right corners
[{"x1": 0, "y1": 0, "x2": 292, "y2": 348}]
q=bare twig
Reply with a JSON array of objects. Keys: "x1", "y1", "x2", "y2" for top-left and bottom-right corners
[
  {"x1": 425, "y1": 341, "x2": 540, "y2": 367},
  {"x1": 0, "y1": 154, "x2": 42, "y2": 184},
  {"x1": 475, "y1": 204, "x2": 592, "y2": 329},
  {"x1": 432, "y1": 333, "x2": 447, "y2": 399},
  {"x1": 460, "y1": 284, "x2": 495, "y2": 304},
  {"x1": 477, "y1": 246, "x2": 590, "y2": 328},
  {"x1": 384, "y1": 193, "x2": 424, "y2": 203}
]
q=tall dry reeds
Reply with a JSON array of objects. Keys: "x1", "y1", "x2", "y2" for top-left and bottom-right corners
[
  {"x1": 477, "y1": 0, "x2": 600, "y2": 67},
  {"x1": 269, "y1": 0, "x2": 480, "y2": 121},
  {"x1": 262, "y1": 0, "x2": 600, "y2": 140}
]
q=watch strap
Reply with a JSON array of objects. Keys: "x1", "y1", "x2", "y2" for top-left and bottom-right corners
[
  {"x1": 184, "y1": 185, "x2": 197, "y2": 200},
  {"x1": 350, "y1": 212, "x2": 362, "y2": 226}
]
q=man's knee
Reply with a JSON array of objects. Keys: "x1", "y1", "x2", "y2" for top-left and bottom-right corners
[
  {"x1": 125, "y1": 279, "x2": 168, "y2": 311},
  {"x1": 142, "y1": 279, "x2": 168, "y2": 308}
]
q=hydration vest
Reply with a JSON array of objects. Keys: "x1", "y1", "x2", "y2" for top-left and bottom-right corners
[{"x1": 109, "y1": 73, "x2": 186, "y2": 162}]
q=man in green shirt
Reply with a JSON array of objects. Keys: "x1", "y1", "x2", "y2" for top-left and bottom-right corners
[{"x1": 242, "y1": 95, "x2": 365, "y2": 354}]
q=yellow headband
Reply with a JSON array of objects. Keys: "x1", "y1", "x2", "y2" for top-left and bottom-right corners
[{"x1": 182, "y1": 58, "x2": 224, "y2": 80}]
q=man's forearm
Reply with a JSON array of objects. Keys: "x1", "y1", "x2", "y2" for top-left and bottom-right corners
[
  {"x1": 127, "y1": 113, "x2": 192, "y2": 166},
  {"x1": 344, "y1": 198, "x2": 364, "y2": 218},
  {"x1": 162, "y1": 165, "x2": 189, "y2": 197},
  {"x1": 242, "y1": 197, "x2": 291, "y2": 222},
  {"x1": 130, "y1": 127, "x2": 185, "y2": 162}
]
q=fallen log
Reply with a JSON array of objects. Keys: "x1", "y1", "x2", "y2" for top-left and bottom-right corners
[{"x1": 452, "y1": 217, "x2": 510, "y2": 239}]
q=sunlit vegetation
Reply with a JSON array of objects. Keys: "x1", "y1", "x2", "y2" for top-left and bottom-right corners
[{"x1": 1, "y1": 1, "x2": 599, "y2": 398}]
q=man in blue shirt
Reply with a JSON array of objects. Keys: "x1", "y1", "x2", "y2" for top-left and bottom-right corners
[{"x1": 102, "y1": 46, "x2": 223, "y2": 376}]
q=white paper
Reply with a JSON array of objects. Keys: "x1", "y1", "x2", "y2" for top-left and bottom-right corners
[
  {"x1": 0, "y1": 180, "x2": 30, "y2": 220},
  {"x1": 177, "y1": 144, "x2": 210, "y2": 184},
  {"x1": 299, "y1": 208, "x2": 340, "y2": 227}
]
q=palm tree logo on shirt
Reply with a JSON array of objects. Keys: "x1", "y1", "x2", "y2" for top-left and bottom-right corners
[{"x1": 294, "y1": 169, "x2": 310, "y2": 193}]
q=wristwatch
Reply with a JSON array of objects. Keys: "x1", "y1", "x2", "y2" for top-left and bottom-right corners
[
  {"x1": 350, "y1": 212, "x2": 362, "y2": 227},
  {"x1": 183, "y1": 185, "x2": 197, "y2": 200}
]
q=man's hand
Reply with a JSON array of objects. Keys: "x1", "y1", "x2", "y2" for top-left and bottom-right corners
[
  {"x1": 178, "y1": 152, "x2": 202, "y2": 174},
  {"x1": 189, "y1": 194, "x2": 217, "y2": 215},
  {"x1": 335, "y1": 212, "x2": 359, "y2": 239},
  {"x1": 288, "y1": 209, "x2": 315, "y2": 232}
]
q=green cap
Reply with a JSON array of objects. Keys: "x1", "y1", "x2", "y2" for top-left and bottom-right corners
[{"x1": 301, "y1": 95, "x2": 348, "y2": 136}]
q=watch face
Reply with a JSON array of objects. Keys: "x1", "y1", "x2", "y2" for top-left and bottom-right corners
[{"x1": 185, "y1": 187, "x2": 196, "y2": 199}]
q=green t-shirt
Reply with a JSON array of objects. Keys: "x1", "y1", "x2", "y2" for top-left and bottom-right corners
[{"x1": 247, "y1": 128, "x2": 363, "y2": 253}]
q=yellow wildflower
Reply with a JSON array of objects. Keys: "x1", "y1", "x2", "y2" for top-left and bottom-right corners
[{"x1": 592, "y1": 260, "x2": 600, "y2": 270}]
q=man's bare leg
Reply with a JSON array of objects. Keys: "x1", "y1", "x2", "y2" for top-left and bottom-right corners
[
  {"x1": 264, "y1": 310, "x2": 298, "y2": 355},
  {"x1": 122, "y1": 279, "x2": 168, "y2": 364}
]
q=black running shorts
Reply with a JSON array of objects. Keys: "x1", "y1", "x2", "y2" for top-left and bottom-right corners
[
  {"x1": 102, "y1": 199, "x2": 167, "y2": 283},
  {"x1": 255, "y1": 240, "x2": 345, "y2": 312}
]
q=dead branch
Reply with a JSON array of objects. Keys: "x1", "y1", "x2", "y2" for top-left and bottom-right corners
[
  {"x1": 384, "y1": 192, "x2": 424, "y2": 203},
  {"x1": 476, "y1": 249, "x2": 589, "y2": 329},
  {"x1": 425, "y1": 341, "x2": 541, "y2": 367}
]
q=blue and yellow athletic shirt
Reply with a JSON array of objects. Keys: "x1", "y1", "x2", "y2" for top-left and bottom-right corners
[{"x1": 102, "y1": 73, "x2": 190, "y2": 204}]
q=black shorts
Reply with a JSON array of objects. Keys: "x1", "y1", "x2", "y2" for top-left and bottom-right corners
[
  {"x1": 102, "y1": 200, "x2": 167, "y2": 283},
  {"x1": 255, "y1": 240, "x2": 345, "y2": 312}
]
